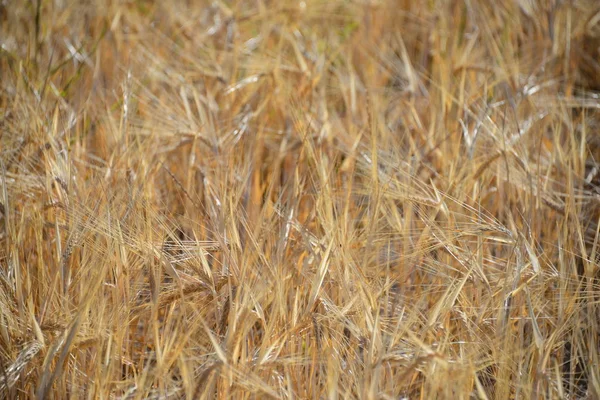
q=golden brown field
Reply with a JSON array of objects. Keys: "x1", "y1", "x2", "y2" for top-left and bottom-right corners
[{"x1": 1, "y1": 0, "x2": 600, "y2": 398}]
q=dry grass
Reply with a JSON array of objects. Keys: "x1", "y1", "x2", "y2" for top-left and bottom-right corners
[{"x1": 1, "y1": 0, "x2": 600, "y2": 398}]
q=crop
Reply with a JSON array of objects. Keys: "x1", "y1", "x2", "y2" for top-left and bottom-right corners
[{"x1": 1, "y1": 0, "x2": 599, "y2": 398}]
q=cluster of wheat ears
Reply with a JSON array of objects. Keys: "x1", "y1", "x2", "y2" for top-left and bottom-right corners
[{"x1": 1, "y1": 0, "x2": 600, "y2": 398}]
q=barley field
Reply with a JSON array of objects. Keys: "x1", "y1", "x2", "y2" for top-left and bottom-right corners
[{"x1": 1, "y1": 1, "x2": 600, "y2": 398}]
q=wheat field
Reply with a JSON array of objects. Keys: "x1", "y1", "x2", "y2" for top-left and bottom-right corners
[{"x1": 1, "y1": 0, "x2": 600, "y2": 398}]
